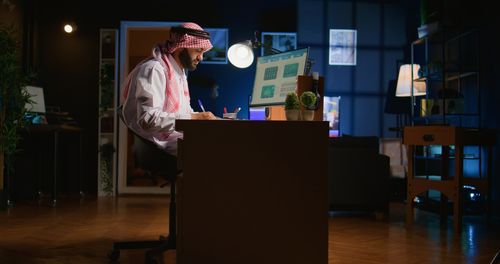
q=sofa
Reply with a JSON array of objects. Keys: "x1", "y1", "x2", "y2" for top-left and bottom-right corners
[{"x1": 328, "y1": 136, "x2": 390, "y2": 215}]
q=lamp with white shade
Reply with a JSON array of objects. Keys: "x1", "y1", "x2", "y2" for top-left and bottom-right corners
[
  {"x1": 395, "y1": 64, "x2": 427, "y2": 125},
  {"x1": 395, "y1": 64, "x2": 426, "y2": 97}
]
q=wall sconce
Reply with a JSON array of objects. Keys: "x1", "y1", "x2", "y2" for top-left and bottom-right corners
[
  {"x1": 63, "y1": 23, "x2": 77, "y2": 34},
  {"x1": 395, "y1": 64, "x2": 426, "y2": 97}
]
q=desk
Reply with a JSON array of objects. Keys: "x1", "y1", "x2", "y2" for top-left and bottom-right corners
[
  {"x1": 403, "y1": 126, "x2": 495, "y2": 231},
  {"x1": 176, "y1": 120, "x2": 329, "y2": 264},
  {"x1": 26, "y1": 124, "x2": 83, "y2": 206}
]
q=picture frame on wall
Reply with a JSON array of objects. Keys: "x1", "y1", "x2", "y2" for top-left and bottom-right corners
[
  {"x1": 202, "y1": 28, "x2": 228, "y2": 64},
  {"x1": 261, "y1": 32, "x2": 297, "y2": 56},
  {"x1": 329, "y1": 29, "x2": 357, "y2": 66}
]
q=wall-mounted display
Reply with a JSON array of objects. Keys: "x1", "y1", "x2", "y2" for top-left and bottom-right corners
[
  {"x1": 202, "y1": 28, "x2": 228, "y2": 64},
  {"x1": 261, "y1": 32, "x2": 297, "y2": 56},
  {"x1": 329, "y1": 29, "x2": 357, "y2": 66}
]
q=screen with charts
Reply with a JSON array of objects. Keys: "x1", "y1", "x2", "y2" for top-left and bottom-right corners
[
  {"x1": 323, "y1": 96, "x2": 341, "y2": 137},
  {"x1": 250, "y1": 48, "x2": 309, "y2": 107}
]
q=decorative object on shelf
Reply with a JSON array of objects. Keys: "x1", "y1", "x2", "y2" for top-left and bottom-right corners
[
  {"x1": 311, "y1": 72, "x2": 321, "y2": 110},
  {"x1": 300, "y1": 91, "x2": 317, "y2": 121},
  {"x1": 99, "y1": 140, "x2": 115, "y2": 196},
  {"x1": 284, "y1": 92, "x2": 300, "y2": 121},
  {"x1": 99, "y1": 63, "x2": 114, "y2": 115}
]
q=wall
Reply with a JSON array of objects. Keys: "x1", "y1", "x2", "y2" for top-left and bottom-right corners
[
  {"x1": 20, "y1": 0, "x2": 297, "y2": 195},
  {"x1": 298, "y1": 0, "x2": 414, "y2": 137}
]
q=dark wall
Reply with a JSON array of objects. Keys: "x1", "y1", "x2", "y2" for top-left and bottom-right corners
[
  {"x1": 298, "y1": 0, "x2": 412, "y2": 137},
  {"x1": 21, "y1": 0, "x2": 297, "y2": 195}
]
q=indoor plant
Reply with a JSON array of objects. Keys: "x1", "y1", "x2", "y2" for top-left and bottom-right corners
[
  {"x1": 0, "y1": 25, "x2": 32, "y2": 208},
  {"x1": 300, "y1": 91, "x2": 317, "y2": 121},
  {"x1": 284, "y1": 92, "x2": 300, "y2": 121}
]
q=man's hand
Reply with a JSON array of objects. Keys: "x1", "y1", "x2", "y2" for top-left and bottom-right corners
[{"x1": 191, "y1": 111, "x2": 217, "y2": 120}]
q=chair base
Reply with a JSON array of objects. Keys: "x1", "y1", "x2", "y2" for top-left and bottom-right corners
[
  {"x1": 109, "y1": 180, "x2": 177, "y2": 264},
  {"x1": 108, "y1": 235, "x2": 175, "y2": 264}
]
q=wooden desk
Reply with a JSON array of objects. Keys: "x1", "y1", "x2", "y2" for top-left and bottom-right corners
[
  {"x1": 403, "y1": 125, "x2": 495, "y2": 231},
  {"x1": 25, "y1": 124, "x2": 83, "y2": 206},
  {"x1": 176, "y1": 120, "x2": 329, "y2": 264}
]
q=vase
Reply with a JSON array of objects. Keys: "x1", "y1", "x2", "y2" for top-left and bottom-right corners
[
  {"x1": 285, "y1": 109, "x2": 300, "y2": 121},
  {"x1": 302, "y1": 109, "x2": 315, "y2": 121}
]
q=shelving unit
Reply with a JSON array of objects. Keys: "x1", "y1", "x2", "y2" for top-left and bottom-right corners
[
  {"x1": 98, "y1": 29, "x2": 118, "y2": 196},
  {"x1": 410, "y1": 30, "x2": 480, "y2": 128},
  {"x1": 404, "y1": 30, "x2": 496, "y2": 232}
]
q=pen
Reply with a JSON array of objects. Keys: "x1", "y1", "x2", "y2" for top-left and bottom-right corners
[
  {"x1": 197, "y1": 99, "x2": 206, "y2": 112},
  {"x1": 233, "y1": 107, "x2": 241, "y2": 114},
  {"x1": 224, "y1": 107, "x2": 228, "y2": 114}
]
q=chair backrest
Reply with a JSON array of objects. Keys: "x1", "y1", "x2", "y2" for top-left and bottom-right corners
[{"x1": 117, "y1": 105, "x2": 177, "y2": 183}]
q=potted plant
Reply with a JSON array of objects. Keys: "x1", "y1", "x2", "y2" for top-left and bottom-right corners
[
  {"x1": 0, "y1": 25, "x2": 32, "y2": 208},
  {"x1": 300, "y1": 91, "x2": 317, "y2": 121},
  {"x1": 284, "y1": 92, "x2": 300, "y2": 121}
]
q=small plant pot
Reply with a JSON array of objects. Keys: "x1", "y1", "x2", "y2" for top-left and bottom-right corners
[
  {"x1": 302, "y1": 109, "x2": 315, "y2": 121},
  {"x1": 285, "y1": 109, "x2": 300, "y2": 121}
]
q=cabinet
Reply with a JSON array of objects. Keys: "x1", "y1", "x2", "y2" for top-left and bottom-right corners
[{"x1": 98, "y1": 29, "x2": 118, "y2": 196}]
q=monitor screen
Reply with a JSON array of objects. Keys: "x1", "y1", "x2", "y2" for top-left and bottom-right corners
[
  {"x1": 323, "y1": 96, "x2": 340, "y2": 137},
  {"x1": 24, "y1": 86, "x2": 46, "y2": 113},
  {"x1": 250, "y1": 48, "x2": 309, "y2": 107},
  {"x1": 249, "y1": 107, "x2": 266, "y2": 120}
]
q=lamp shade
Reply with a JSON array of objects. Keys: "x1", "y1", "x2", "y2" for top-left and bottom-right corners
[
  {"x1": 228, "y1": 40, "x2": 254, "y2": 68},
  {"x1": 395, "y1": 64, "x2": 426, "y2": 97}
]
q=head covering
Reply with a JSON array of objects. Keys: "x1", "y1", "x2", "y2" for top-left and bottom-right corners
[{"x1": 165, "y1": 22, "x2": 213, "y2": 54}]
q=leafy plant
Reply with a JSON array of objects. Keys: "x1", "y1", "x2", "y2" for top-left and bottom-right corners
[
  {"x1": 300, "y1": 91, "x2": 317, "y2": 110},
  {"x1": 284, "y1": 92, "x2": 300, "y2": 110},
  {"x1": 0, "y1": 24, "x2": 33, "y2": 182}
]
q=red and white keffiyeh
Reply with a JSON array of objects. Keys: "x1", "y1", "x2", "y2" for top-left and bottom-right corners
[
  {"x1": 122, "y1": 22, "x2": 213, "y2": 113},
  {"x1": 165, "y1": 22, "x2": 213, "y2": 54}
]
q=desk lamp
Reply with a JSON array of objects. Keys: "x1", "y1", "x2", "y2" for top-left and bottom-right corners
[{"x1": 228, "y1": 31, "x2": 283, "y2": 69}]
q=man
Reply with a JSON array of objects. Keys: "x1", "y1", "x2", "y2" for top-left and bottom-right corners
[{"x1": 121, "y1": 22, "x2": 217, "y2": 156}]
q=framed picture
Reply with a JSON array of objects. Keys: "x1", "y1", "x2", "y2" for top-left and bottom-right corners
[
  {"x1": 202, "y1": 28, "x2": 228, "y2": 64},
  {"x1": 329, "y1": 29, "x2": 357, "y2": 66},
  {"x1": 261, "y1": 32, "x2": 297, "y2": 56}
]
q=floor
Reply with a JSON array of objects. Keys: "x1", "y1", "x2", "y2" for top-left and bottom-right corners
[{"x1": 0, "y1": 195, "x2": 499, "y2": 264}]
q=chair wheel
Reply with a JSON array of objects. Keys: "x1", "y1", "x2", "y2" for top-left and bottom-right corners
[
  {"x1": 145, "y1": 252, "x2": 163, "y2": 264},
  {"x1": 108, "y1": 250, "x2": 120, "y2": 261}
]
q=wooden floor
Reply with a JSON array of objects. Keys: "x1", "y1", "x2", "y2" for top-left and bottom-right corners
[{"x1": 1, "y1": 195, "x2": 499, "y2": 264}]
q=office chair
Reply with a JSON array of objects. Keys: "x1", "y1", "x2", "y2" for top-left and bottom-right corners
[{"x1": 109, "y1": 108, "x2": 179, "y2": 264}]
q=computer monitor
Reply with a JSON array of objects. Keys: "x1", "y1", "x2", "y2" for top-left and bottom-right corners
[
  {"x1": 250, "y1": 48, "x2": 309, "y2": 107},
  {"x1": 248, "y1": 107, "x2": 266, "y2": 120},
  {"x1": 323, "y1": 96, "x2": 340, "y2": 137},
  {"x1": 24, "y1": 86, "x2": 46, "y2": 113}
]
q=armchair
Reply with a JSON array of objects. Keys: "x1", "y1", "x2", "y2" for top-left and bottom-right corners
[{"x1": 328, "y1": 136, "x2": 390, "y2": 216}]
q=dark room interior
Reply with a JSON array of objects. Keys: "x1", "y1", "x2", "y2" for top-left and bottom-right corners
[{"x1": 1, "y1": 0, "x2": 500, "y2": 263}]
